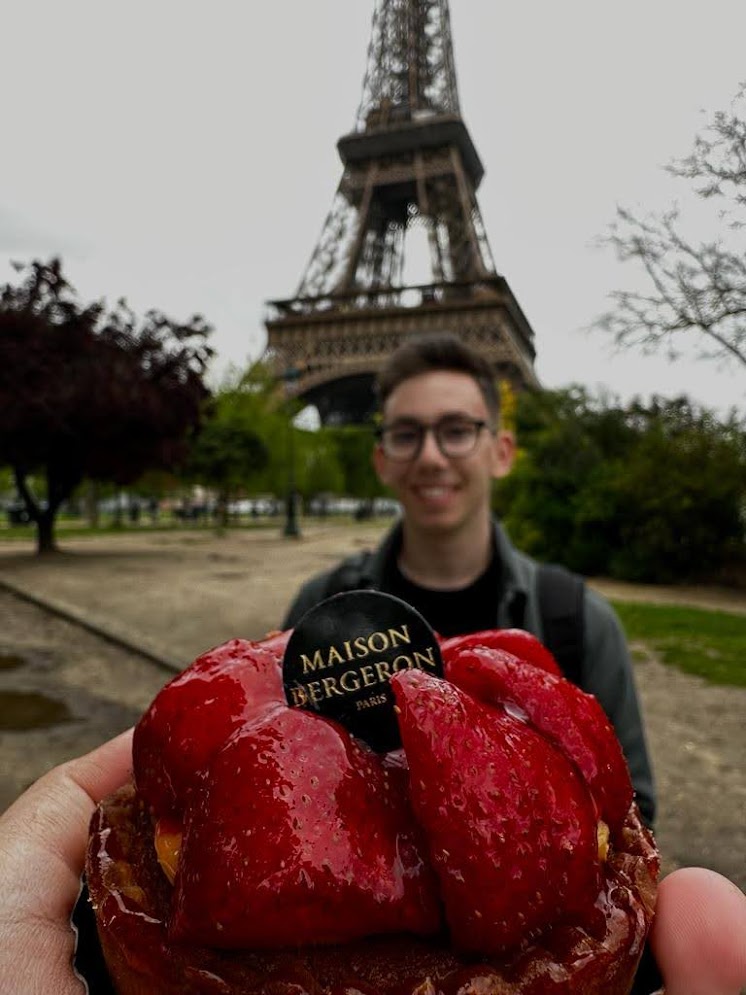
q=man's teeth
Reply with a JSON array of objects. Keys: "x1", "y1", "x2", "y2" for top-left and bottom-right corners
[{"x1": 419, "y1": 487, "x2": 450, "y2": 498}]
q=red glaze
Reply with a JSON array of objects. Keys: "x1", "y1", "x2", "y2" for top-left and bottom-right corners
[
  {"x1": 440, "y1": 628, "x2": 562, "y2": 677},
  {"x1": 134, "y1": 638, "x2": 284, "y2": 818},
  {"x1": 256, "y1": 628, "x2": 293, "y2": 658},
  {"x1": 391, "y1": 668, "x2": 601, "y2": 956},
  {"x1": 127, "y1": 625, "x2": 654, "y2": 967},
  {"x1": 171, "y1": 706, "x2": 441, "y2": 949},
  {"x1": 445, "y1": 646, "x2": 634, "y2": 834}
]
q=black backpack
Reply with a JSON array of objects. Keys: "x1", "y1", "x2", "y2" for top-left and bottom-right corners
[
  {"x1": 323, "y1": 555, "x2": 586, "y2": 686},
  {"x1": 535, "y1": 563, "x2": 585, "y2": 686}
]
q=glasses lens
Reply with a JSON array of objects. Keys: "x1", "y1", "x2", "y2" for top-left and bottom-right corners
[
  {"x1": 382, "y1": 424, "x2": 422, "y2": 459},
  {"x1": 437, "y1": 418, "x2": 480, "y2": 457}
]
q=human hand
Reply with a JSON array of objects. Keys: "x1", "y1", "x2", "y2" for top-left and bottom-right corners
[
  {"x1": 0, "y1": 729, "x2": 744, "y2": 995},
  {"x1": 0, "y1": 728, "x2": 134, "y2": 994}
]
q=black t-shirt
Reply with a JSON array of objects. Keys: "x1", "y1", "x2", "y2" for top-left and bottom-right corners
[{"x1": 381, "y1": 552, "x2": 503, "y2": 638}]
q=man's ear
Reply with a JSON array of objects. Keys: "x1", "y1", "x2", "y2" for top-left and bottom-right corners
[{"x1": 492, "y1": 429, "x2": 516, "y2": 480}]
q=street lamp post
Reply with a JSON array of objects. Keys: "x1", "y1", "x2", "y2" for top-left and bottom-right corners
[{"x1": 281, "y1": 366, "x2": 301, "y2": 538}]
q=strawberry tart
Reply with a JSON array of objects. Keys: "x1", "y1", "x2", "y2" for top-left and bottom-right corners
[{"x1": 85, "y1": 622, "x2": 658, "y2": 994}]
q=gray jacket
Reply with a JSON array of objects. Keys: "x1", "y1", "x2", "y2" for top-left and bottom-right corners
[{"x1": 283, "y1": 520, "x2": 656, "y2": 826}]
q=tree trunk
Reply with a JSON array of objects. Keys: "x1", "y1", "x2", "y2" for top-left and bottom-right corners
[
  {"x1": 217, "y1": 492, "x2": 229, "y2": 532},
  {"x1": 36, "y1": 509, "x2": 58, "y2": 555},
  {"x1": 86, "y1": 481, "x2": 100, "y2": 529},
  {"x1": 12, "y1": 466, "x2": 57, "y2": 554},
  {"x1": 112, "y1": 493, "x2": 124, "y2": 528}
]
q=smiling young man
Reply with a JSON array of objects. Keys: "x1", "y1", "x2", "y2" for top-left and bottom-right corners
[{"x1": 283, "y1": 332, "x2": 656, "y2": 828}]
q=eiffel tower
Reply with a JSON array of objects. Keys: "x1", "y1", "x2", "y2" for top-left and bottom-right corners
[{"x1": 265, "y1": 0, "x2": 539, "y2": 424}]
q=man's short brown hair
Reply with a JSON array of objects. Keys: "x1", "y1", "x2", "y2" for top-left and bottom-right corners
[{"x1": 375, "y1": 332, "x2": 500, "y2": 421}]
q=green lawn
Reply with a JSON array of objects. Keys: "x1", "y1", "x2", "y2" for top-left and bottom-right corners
[{"x1": 611, "y1": 601, "x2": 746, "y2": 687}]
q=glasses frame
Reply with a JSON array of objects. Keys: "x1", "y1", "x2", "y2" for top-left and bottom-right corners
[{"x1": 375, "y1": 416, "x2": 492, "y2": 462}]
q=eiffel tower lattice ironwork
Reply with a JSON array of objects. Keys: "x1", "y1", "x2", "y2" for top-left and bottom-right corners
[{"x1": 264, "y1": 0, "x2": 539, "y2": 424}]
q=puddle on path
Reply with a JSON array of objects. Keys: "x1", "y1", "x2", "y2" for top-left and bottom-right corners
[
  {"x1": 0, "y1": 654, "x2": 24, "y2": 671},
  {"x1": 0, "y1": 691, "x2": 72, "y2": 730}
]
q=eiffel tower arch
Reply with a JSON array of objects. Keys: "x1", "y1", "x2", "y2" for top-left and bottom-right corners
[{"x1": 265, "y1": 0, "x2": 539, "y2": 425}]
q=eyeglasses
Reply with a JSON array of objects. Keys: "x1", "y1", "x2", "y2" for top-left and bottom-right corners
[{"x1": 376, "y1": 416, "x2": 492, "y2": 462}]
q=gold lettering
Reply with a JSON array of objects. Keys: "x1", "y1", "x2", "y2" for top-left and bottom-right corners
[
  {"x1": 367, "y1": 631, "x2": 389, "y2": 653},
  {"x1": 290, "y1": 686, "x2": 308, "y2": 707},
  {"x1": 307, "y1": 681, "x2": 324, "y2": 704},
  {"x1": 356, "y1": 693, "x2": 387, "y2": 710},
  {"x1": 414, "y1": 647, "x2": 436, "y2": 670},
  {"x1": 360, "y1": 665, "x2": 377, "y2": 687},
  {"x1": 340, "y1": 670, "x2": 361, "y2": 692},
  {"x1": 374, "y1": 660, "x2": 392, "y2": 683},
  {"x1": 291, "y1": 637, "x2": 437, "y2": 712},
  {"x1": 388, "y1": 624, "x2": 411, "y2": 648},
  {"x1": 321, "y1": 676, "x2": 344, "y2": 698},
  {"x1": 301, "y1": 650, "x2": 326, "y2": 674},
  {"x1": 327, "y1": 646, "x2": 344, "y2": 667}
]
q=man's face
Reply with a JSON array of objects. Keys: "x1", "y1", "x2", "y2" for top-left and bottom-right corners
[{"x1": 373, "y1": 370, "x2": 514, "y2": 536}]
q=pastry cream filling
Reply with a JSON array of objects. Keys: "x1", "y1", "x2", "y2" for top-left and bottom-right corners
[
  {"x1": 154, "y1": 818, "x2": 182, "y2": 885},
  {"x1": 597, "y1": 821, "x2": 610, "y2": 862},
  {"x1": 153, "y1": 818, "x2": 612, "y2": 887}
]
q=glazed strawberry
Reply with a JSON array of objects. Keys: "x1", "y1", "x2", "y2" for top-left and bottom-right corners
[
  {"x1": 392, "y1": 668, "x2": 600, "y2": 956},
  {"x1": 440, "y1": 627, "x2": 562, "y2": 676},
  {"x1": 446, "y1": 645, "x2": 634, "y2": 834},
  {"x1": 254, "y1": 628, "x2": 292, "y2": 658},
  {"x1": 134, "y1": 638, "x2": 284, "y2": 818},
  {"x1": 171, "y1": 705, "x2": 441, "y2": 949}
]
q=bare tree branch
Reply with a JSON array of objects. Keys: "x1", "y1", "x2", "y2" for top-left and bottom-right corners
[
  {"x1": 669, "y1": 84, "x2": 746, "y2": 219},
  {"x1": 596, "y1": 86, "x2": 746, "y2": 374}
]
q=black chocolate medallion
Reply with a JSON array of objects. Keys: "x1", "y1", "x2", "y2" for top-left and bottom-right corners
[{"x1": 283, "y1": 590, "x2": 444, "y2": 751}]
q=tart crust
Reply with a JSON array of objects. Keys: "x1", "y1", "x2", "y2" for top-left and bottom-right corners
[{"x1": 86, "y1": 782, "x2": 658, "y2": 995}]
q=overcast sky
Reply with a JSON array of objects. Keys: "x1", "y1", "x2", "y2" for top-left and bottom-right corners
[{"x1": 2, "y1": 1, "x2": 745, "y2": 415}]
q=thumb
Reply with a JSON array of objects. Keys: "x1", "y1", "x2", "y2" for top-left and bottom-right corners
[
  {"x1": 651, "y1": 866, "x2": 746, "y2": 995},
  {"x1": 0, "y1": 728, "x2": 134, "y2": 922}
]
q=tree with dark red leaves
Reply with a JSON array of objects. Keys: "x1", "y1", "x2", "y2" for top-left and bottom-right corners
[{"x1": 0, "y1": 258, "x2": 213, "y2": 553}]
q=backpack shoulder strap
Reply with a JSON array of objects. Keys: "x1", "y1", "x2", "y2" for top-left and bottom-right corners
[{"x1": 536, "y1": 563, "x2": 585, "y2": 687}]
